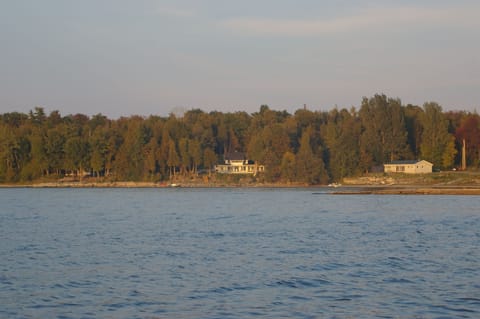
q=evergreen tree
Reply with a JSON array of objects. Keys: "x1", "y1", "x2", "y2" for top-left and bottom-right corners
[
  {"x1": 324, "y1": 108, "x2": 360, "y2": 181},
  {"x1": 420, "y1": 102, "x2": 457, "y2": 169},
  {"x1": 203, "y1": 148, "x2": 217, "y2": 176},
  {"x1": 359, "y1": 94, "x2": 409, "y2": 169},
  {"x1": 167, "y1": 140, "x2": 180, "y2": 178},
  {"x1": 280, "y1": 151, "x2": 296, "y2": 182},
  {"x1": 295, "y1": 129, "x2": 328, "y2": 184}
]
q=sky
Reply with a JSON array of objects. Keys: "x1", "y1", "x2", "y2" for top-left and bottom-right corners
[{"x1": 1, "y1": 0, "x2": 479, "y2": 118}]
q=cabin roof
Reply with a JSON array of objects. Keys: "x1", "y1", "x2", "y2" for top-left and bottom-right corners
[
  {"x1": 386, "y1": 160, "x2": 432, "y2": 165},
  {"x1": 389, "y1": 160, "x2": 418, "y2": 165}
]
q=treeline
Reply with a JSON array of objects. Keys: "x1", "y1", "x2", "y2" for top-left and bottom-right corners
[{"x1": 1, "y1": 94, "x2": 479, "y2": 184}]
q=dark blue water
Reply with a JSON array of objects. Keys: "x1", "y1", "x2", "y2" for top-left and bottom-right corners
[{"x1": 0, "y1": 188, "x2": 479, "y2": 318}]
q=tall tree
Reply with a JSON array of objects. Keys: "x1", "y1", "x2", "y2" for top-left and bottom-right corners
[
  {"x1": 247, "y1": 123, "x2": 290, "y2": 181},
  {"x1": 455, "y1": 114, "x2": 480, "y2": 168},
  {"x1": 203, "y1": 148, "x2": 217, "y2": 176},
  {"x1": 323, "y1": 108, "x2": 361, "y2": 181},
  {"x1": 178, "y1": 138, "x2": 191, "y2": 175},
  {"x1": 0, "y1": 125, "x2": 28, "y2": 181},
  {"x1": 420, "y1": 102, "x2": 457, "y2": 169},
  {"x1": 359, "y1": 95, "x2": 409, "y2": 169},
  {"x1": 404, "y1": 104, "x2": 423, "y2": 158},
  {"x1": 24, "y1": 128, "x2": 48, "y2": 179},
  {"x1": 90, "y1": 127, "x2": 108, "y2": 178},
  {"x1": 45, "y1": 127, "x2": 66, "y2": 175},
  {"x1": 280, "y1": 151, "x2": 296, "y2": 183},
  {"x1": 64, "y1": 136, "x2": 89, "y2": 176},
  {"x1": 295, "y1": 128, "x2": 328, "y2": 184},
  {"x1": 189, "y1": 139, "x2": 202, "y2": 175},
  {"x1": 167, "y1": 140, "x2": 180, "y2": 178}
]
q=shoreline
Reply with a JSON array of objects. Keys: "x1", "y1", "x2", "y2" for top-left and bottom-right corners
[
  {"x1": 331, "y1": 185, "x2": 480, "y2": 195},
  {"x1": 0, "y1": 181, "x2": 311, "y2": 189},
  {"x1": 1, "y1": 181, "x2": 480, "y2": 195}
]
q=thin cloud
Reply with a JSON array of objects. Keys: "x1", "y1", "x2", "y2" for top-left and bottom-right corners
[
  {"x1": 156, "y1": 6, "x2": 196, "y2": 18},
  {"x1": 222, "y1": 4, "x2": 480, "y2": 37}
]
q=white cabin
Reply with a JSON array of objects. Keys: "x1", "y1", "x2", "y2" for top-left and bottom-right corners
[{"x1": 384, "y1": 160, "x2": 433, "y2": 174}]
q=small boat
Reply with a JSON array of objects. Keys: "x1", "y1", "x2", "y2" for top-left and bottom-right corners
[
  {"x1": 168, "y1": 183, "x2": 181, "y2": 188},
  {"x1": 328, "y1": 183, "x2": 342, "y2": 188}
]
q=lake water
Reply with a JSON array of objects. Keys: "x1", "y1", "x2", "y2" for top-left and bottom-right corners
[{"x1": 0, "y1": 188, "x2": 479, "y2": 318}]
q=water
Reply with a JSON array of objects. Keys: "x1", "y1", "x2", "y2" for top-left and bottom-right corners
[{"x1": 0, "y1": 188, "x2": 479, "y2": 318}]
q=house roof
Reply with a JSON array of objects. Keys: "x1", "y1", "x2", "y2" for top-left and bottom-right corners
[
  {"x1": 389, "y1": 160, "x2": 418, "y2": 165},
  {"x1": 225, "y1": 152, "x2": 246, "y2": 161},
  {"x1": 386, "y1": 160, "x2": 432, "y2": 165}
]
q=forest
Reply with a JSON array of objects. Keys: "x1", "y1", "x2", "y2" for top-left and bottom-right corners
[{"x1": 1, "y1": 94, "x2": 480, "y2": 184}]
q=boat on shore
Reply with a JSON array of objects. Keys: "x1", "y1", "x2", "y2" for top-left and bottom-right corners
[{"x1": 328, "y1": 183, "x2": 342, "y2": 188}]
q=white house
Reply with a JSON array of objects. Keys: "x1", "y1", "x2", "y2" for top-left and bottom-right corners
[
  {"x1": 384, "y1": 160, "x2": 433, "y2": 174},
  {"x1": 215, "y1": 152, "x2": 265, "y2": 175}
]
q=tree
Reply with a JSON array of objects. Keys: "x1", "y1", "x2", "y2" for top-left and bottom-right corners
[
  {"x1": 359, "y1": 95, "x2": 409, "y2": 169},
  {"x1": 167, "y1": 140, "x2": 179, "y2": 178},
  {"x1": 455, "y1": 114, "x2": 480, "y2": 168},
  {"x1": 89, "y1": 127, "x2": 109, "y2": 178},
  {"x1": 280, "y1": 151, "x2": 296, "y2": 182},
  {"x1": 143, "y1": 138, "x2": 158, "y2": 179},
  {"x1": 29, "y1": 107, "x2": 46, "y2": 125},
  {"x1": 247, "y1": 124, "x2": 290, "y2": 181},
  {"x1": 404, "y1": 104, "x2": 423, "y2": 158},
  {"x1": 323, "y1": 108, "x2": 361, "y2": 181},
  {"x1": 203, "y1": 148, "x2": 217, "y2": 176},
  {"x1": 189, "y1": 139, "x2": 202, "y2": 175},
  {"x1": 64, "y1": 136, "x2": 89, "y2": 177},
  {"x1": 45, "y1": 127, "x2": 66, "y2": 175},
  {"x1": 23, "y1": 129, "x2": 48, "y2": 180},
  {"x1": 0, "y1": 99, "x2": 475, "y2": 183},
  {"x1": 420, "y1": 102, "x2": 457, "y2": 169},
  {"x1": 0, "y1": 125, "x2": 29, "y2": 181},
  {"x1": 114, "y1": 119, "x2": 151, "y2": 180},
  {"x1": 295, "y1": 128, "x2": 328, "y2": 184},
  {"x1": 178, "y1": 138, "x2": 191, "y2": 175}
]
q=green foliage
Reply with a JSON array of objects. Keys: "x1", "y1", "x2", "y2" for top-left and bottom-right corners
[
  {"x1": 0, "y1": 96, "x2": 475, "y2": 184},
  {"x1": 247, "y1": 123, "x2": 291, "y2": 181},
  {"x1": 167, "y1": 140, "x2": 179, "y2": 177},
  {"x1": 323, "y1": 108, "x2": 361, "y2": 181},
  {"x1": 359, "y1": 94, "x2": 409, "y2": 168},
  {"x1": 280, "y1": 151, "x2": 296, "y2": 182},
  {"x1": 203, "y1": 148, "x2": 217, "y2": 175},
  {"x1": 420, "y1": 102, "x2": 457, "y2": 169},
  {"x1": 295, "y1": 129, "x2": 328, "y2": 184}
]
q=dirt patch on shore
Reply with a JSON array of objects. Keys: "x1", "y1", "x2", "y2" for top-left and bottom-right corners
[{"x1": 333, "y1": 185, "x2": 480, "y2": 195}]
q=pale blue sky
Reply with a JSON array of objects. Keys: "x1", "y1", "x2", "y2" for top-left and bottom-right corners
[{"x1": 1, "y1": 0, "x2": 479, "y2": 117}]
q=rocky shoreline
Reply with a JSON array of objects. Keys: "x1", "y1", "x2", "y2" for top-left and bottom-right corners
[
  {"x1": 2, "y1": 171, "x2": 480, "y2": 195},
  {"x1": 1, "y1": 181, "x2": 480, "y2": 195},
  {"x1": 0, "y1": 180, "x2": 309, "y2": 189},
  {"x1": 331, "y1": 185, "x2": 480, "y2": 195}
]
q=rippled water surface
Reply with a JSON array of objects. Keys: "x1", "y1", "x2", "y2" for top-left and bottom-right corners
[{"x1": 1, "y1": 188, "x2": 479, "y2": 318}]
